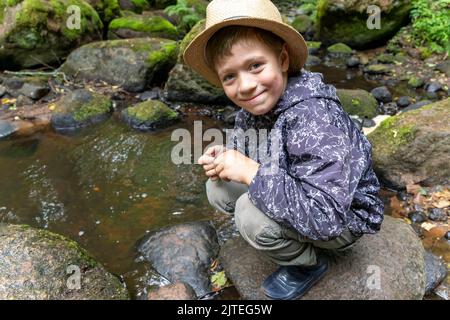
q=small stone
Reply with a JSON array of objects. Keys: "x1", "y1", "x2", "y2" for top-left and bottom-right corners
[
  {"x1": 147, "y1": 282, "x2": 197, "y2": 300},
  {"x1": 380, "y1": 102, "x2": 399, "y2": 116},
  {"x1": 407, "y1": 76, "x2": 424, "y2": 88},
  {"x1": 425, "y1": 81, "x2": 443, "y2": 93},
  {"x1": 305, "y1": 55, "x2": 321, "y2": 66},
  {"x1": 0, "y1": 85, "x2": 6, "y2": 97},
  {"x1": 400, "y1": 100, "x2": 432, "y2": 113},
  {"x1": 408, "y1": 211, "x2": 427, "y2": 224},
  {"x1": 396, "y1": 96, "x2": 413, "y2": 108},
  {"x1": 364, "y1": 64, "x2": 391, "y2": 75},
  {"x1": 371, "y1": 86, "x2": 392, "y2": 103},
  {"x1": 137, "y1": 89, "x2": 160, "y2": 101},
  {"x1": 96, "y1": 220, "x2": 101, "y2": 225},
  {"x1": 428, "y1": 208, "x2": 447, "y2": 222},
  {"x1": 361, "y1": 118, "x2": 376, "y2": 128},
  {"x1": 346, "y1": 56, "x2": 360, "y2": 68},
  {"x1": 396, "y1": 191, "x2": 411, "y2": 201},
  {"x1": 141, "y1": 193, "x2": 148, "y2": 198},
  {"x1": 78, "y1": 231, "x2": 85, "y2": 236},
  {"x1": 16, "y1": 94, "x2": 33, "y2": 107},
  {"x1": 445, "y1": 231, "x2": 450, "y2": 240}
]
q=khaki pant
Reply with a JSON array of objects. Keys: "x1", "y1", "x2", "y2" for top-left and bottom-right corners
[{"x1": 206, "y1": 179, "x2": 361, "y2": 266}]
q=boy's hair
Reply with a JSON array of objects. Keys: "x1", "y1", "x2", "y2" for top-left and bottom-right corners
[{"x1": 205, "y1": 26, "x2": 286, "y2": 73}]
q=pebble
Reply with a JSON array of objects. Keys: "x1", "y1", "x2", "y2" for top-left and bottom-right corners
[
  {"x1": 380, "y1": 102, "x2": 399, "y2": 116},
  {"x1": 425, "y1": 81, "x2": 443, "y2": 93},
  {"x1": 141, "y1": 193, "x2": 148, "y2": 198},
  {"x1": 445, "y1": 231, "x2": 450, "y2": 240},
  {"x1": 408, "y1": 211, "x2": 427, "y2": 224},
  {"x1": 346, "y1": 56, "x2": 360, "y2": 68},
  {"x1": 428, "y1": 208, "x2": 447, "y2": 222},
  {"x1": 78, "y1": 231, "x2": 85, "y2": 236},
  {"x1": 396, "y1": 96, "x2": 413, "y2": 108}
]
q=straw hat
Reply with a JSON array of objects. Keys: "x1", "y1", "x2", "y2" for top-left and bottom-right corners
[{"x1": 183, "y1": 0, "x2": 308, "y2": 87}]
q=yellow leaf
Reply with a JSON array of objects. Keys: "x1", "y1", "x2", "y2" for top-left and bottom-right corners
[
  {"x1": 48, "y1": 103, "x2": 56, "y2": 111},
  {"x1": 433, "y1": 200, "x2": 450, "y2": 208}
]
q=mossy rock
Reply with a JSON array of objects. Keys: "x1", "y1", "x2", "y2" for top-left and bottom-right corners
[
  {"x1": 377, "y1": 53, "x2": 395, "y2": 64},
  {"x1": 148, "y1": 0, "x2": 176, "y2": 9},
  {"x1": 363, "y1": 64, "x2": 392, "y2": 75},
  {"x1": 178, "y1": 18, "x2": 205, "y2": 63},
  {"x1": 85, "y1": 0, "x2": 121, "y2": 24},
  {"x1": 316, "y1": 0, "x2": 412, "y2": 48},
  {"x1": 59, "y1": 38, "x2": 179, "y2": 92},
  {"x1": 0, "y1": 223, "x2": 129, "y2": 299},
  {"x1": 367, "y1": 98, "x2": 450, "y2": 189},
  {"x1": 306, "y1": 41, "x2": 321, "y2": 50},
  {"x1": 326, "y1": 43, "x2": 352, "y2": 55},
  {"x1": 336, "y1": 89, "x2": 378, "y2": 119},
  {"x1": 108, "y1": 14, "x2": 178, "y2": 39},
  {"x1": 120, "y1": 99, "x2": 180, "y2": 131},
  {"x1": 51, "y1": 89, "x2": 112, "y2": 133},
  {"x1": 407, "y1": 76, "x2": 424, "y2": 88},
  {"x1": 0, "y1": 0, "x2": 103, "y2": 69},
  {"x1": 290, "y1": 14, "x2": 312, "y2": 34}
]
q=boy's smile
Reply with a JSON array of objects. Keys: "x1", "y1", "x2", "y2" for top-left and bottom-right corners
[{"x1": 215, "y1": 39, "x2": 290, "y2": 116}]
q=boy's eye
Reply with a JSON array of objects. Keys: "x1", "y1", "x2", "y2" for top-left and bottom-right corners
[
  {"x1": 251, "y1": 63, "x2": 261, "y2": 70},
  {"x1": 223, "y1": 74, "x2": 234, "y2": 82}
]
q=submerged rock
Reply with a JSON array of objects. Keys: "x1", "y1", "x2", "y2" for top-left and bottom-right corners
[
  {"x1": 424, "y1": 250, "x2": 447, "y2": 295},
  {"x1": 0, "y1": 223, "x2": 129, "y2": 299},
  {"x1": 137, "y1": 221, "x2": 220, "y2": 298},
  {"x1": 220, "y1": 216, "x2": 426, "y2": 300}
]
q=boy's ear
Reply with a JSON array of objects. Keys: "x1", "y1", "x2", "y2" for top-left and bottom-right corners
[{"x1": 279, "y1": 43, "x2": 289, "y2": 72}]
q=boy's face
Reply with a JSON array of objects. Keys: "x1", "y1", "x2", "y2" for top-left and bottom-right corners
[{"x1": 214, "y1": 39, "x2": 289, "y2": 116}]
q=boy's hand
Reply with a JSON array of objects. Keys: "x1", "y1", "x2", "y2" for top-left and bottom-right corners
[
  {"x1": 198, "y1": 145, "x2": 227, "y2": 181},
  {"x1": 213, "y1": 150, "x2": 260, "y2": 185}
]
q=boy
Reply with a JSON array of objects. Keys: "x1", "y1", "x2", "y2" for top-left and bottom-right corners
[{"x1": 183, "y1": 0, "x2": 384, "y2": 300}]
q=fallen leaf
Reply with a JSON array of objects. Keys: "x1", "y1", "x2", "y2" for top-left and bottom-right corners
[
  {"x1": 421, "y1": 222, "x2": 436, "y2": 231},
  {"x1": 211, "y1": 271, "x2": 227, "y2": 291},
  {"x1": 433, "y1": 200, "x2": 450, "y2": 208},
  {"x1": 48, "y1": 103, "x2": 56, "y2": 111}
]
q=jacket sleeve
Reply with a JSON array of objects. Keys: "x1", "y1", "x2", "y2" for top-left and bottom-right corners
[{"x1": 248, "y1": 108, "x2": 363, "y2": 241}]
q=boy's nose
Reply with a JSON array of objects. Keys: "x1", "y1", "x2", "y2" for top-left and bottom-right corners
[{"x1": 238, "y1": 73, "x2": 257, "y2": 96}]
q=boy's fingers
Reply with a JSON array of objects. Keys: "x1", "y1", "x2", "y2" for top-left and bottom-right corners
[
  {"x1": 205, "y1": 168, "x2": 218, "y2": 177},
  {"x1": 198, "y1": 154, "x2": 215, "y2": 165},
  {"x1": 203, "y1": 163, "x2": 215, "y2": 171},
  {"x1": 210, "y1": 175, "x2": 219, "y2": 181}
]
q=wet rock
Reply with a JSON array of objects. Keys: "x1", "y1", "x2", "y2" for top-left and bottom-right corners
[
  {"x1": 291, "y1": 14, "x2": 312, "y2": 34},
  {"x1": 371, "y1": 86, "x2": 392, "y2": 103},
  {"x1": 367, "y1": 98, "x2": 450, "y2": 189},
  {"x1": 0, "y1": 85, "x2": 6, "y2": 97},
  {"x1": 348, "y1": 115, "x2": 362, "y2": 131},
  {"x1": 425, "y1": 82, "x2": 443, "y2": 93},
  {"x1": 380, "y1": 102, "x2": 399, "y2": 116},
  {"x1": 445, "y1": 231, "x2": 450, "y2": 240},
  {"x1": 424, "y1": 250, "x2": 448, "y2": 295},
  {"x1": 400, "y1": 100, "x2": 432, "y2": 114},
  {"x1": 305, "y1": 55, "x2": 321, "y2": 67},
  {"x1": 4, "y1": 77, "x2": 24, "y2": 90},
  {"x1": 397, "y1": 96, "x2": 414, "y2": 108},
  {"x1": 137, "y1": 89, "x2": 160, "y2": 101},
  {"x1": 346, "y1": 56, "x2": 360, "y2": 68},
  {"x1": 137, "y1": 221, "x2": 220, "y2": 298},
  {"x1": 361, "y1": 118, "x2": 376, "y2": 128},
  {"x1": 435, "y1": 60, "x2": 450, "y2": 77},
  {"x1": 0, "y1": 120, "x2": 17, "y2": 139},
  {"x1": 408, "y1": 211, "x2": 427, "y2": 224},
  {"x1": 51, "y1": 89, "x2": 112, "y2": 134},
  {"x1": 147, "y1": 282, "x2": 197, "y2": 300},
  {"x1": 396, "y1": 191, "x2": 411, "y2": 201},
  {"x1": 336, "y1": 89, "x2": 378, "y2": 119},
  {"x1": 60, "y1": 38, "x2": 178, "y2": 92},
  {"x1": 16, "y1": 94, "x2": 33, "y2": 107},
  {"x1": 18, "y1": 82, "x2": 50, "y2": 100},
  {"x1": 0, "y1": 223, "x2": 129, "y2": 299},
  {"x1": 364, "y1": 64, "x2": 391, "y2": 75},
  {"x1": 120, "y1": 100, "x2": 179, "y2": 131},
  {"x1": 0, "y1": 0, "x2": 103, "y2": 69},
  {"x1": 220, "y1": 216, "x2": 425, "y2": 300},
  {"x1": 377, "y1": 53, "x2": 395, "y2": 64},
  {"x1": 428, "y1": 208, "x2": 447, "y2": 222}
]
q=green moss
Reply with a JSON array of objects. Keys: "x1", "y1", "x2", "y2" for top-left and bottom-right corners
[
  {"x1": 368, "y1": 116, "x2": 418, "y2": 157},
  {"x1": 126, "y1": 100, "x2": 178, "y2": 122},
  {"x1": 306, "y1": 41, "x2": 321, "y2": 49},
  {"x1": 377, "y1": 53, "x2": 395, "y2": 64},
  {"x1": 337, "y1": 89, "x2": 378, "y2": 119},
  {"x1": 327, "y1": 42, "x2": 352, "y2": 54},
  {"x1": 146, "y1": 41, "x2": 178, "y2": 68},
  {"x1": 291, "y1": 15, "x2": 311, "y2": 34},
  {"x1": 109, "y1": 15, "x2": 178, "y2": 37},
  {"x1": 364, "y1": 64, "x2": 391, "y2": 74},
  {"x1": 407, "y1": 76, "x2": 424, "y2": 88},
  {"x1": 72, "y1": 93, "x2": 112, "y2": 122}
]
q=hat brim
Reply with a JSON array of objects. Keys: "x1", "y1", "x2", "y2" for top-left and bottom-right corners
[{"x1": 183, "y1": 18, "x2": 308, "y2": 87}]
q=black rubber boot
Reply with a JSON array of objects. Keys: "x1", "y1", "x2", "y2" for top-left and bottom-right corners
[{"x1": 262, "y1": 258, "x2": 328, "y2": 300}]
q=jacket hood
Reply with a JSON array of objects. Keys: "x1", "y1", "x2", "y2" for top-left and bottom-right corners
[{"x1": 274, "y1": 70, "x2": 341, "y2": 115}]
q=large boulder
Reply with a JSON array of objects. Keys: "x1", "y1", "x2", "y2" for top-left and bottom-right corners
[
  {"x1": 336, "y1": 89, "x2": 378, "y2": 119},
  {"x1": 162, "y1": 19, "x2": 230, "y2": 104},
  {"x1": 0, "y1": 223, "x2": 129, "y2": 299},
  {"x1": 367, "y1": 98, "x2": 450, "y2": 189},
  {"x1": 220, "y1": 216, "x2": 426, "y2": 300},
  {"x1": 137, "y1": 221, "x2": 220, "y2": 298},
  {"x1": 59, "y1": 37, "x2": 178, "y2": 92},
  {"x1": 0, "y1": 0, "x2": 103, "y2": 69},
  {"x1": 316, "y1": 0, "x2": 412, "y2": 48}
]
